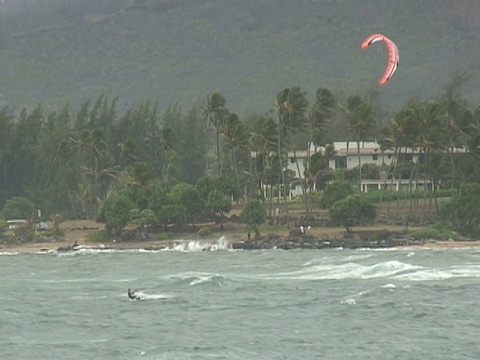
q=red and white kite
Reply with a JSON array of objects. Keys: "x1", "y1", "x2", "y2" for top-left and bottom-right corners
[{"x1": 361, "y1": 34, "x2": 399, "y2": 85}]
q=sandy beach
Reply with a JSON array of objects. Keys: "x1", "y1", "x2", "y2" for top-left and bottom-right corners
[
  {"x1": 2, "y1": 234, "x2": 480, "y2": 255},
  {"x1": 2, "y1": 219, "x2": 480, "y2": 254}
]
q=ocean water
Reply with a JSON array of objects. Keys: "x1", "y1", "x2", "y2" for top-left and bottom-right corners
[{"x1": 1, "y1": 241, "x2": 480, "y2": 360}]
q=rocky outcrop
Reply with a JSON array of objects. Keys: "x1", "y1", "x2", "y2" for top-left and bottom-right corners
[
  {"x1": 231, "y1": 230, "x2": 419, "y2": 250},
  {"x1": 232, "y1": 233, "x2": 332, "y2": 250}
]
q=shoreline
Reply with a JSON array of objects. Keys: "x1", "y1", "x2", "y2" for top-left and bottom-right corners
[
  {"x1": 2, "y1": 220, "x2": 480, "y2": 254},
  {"x1": 2, "y1": 236, "x2": 480, "y2": 254}
]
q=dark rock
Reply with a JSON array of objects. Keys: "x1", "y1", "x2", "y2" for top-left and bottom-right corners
[
  {"x1": 57, "y1": 245, "x2": 75, "y2": 252},
  {"x1": 230, "y1": 229, "x2": 444, "y2": 250}
]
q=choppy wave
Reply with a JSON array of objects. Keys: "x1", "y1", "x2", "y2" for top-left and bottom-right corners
[
  {"x1": 394, "y1": 264, "x2": 480, "y2": 281},
  {"x1": 261, "y1": 260, "x2": 421, "y2": 280},
  {"x1": 260, "y1": 259, "x2": 480, "y2": 281},
  {"x1": 2, "y1": 247, "x2": 480, "y2": 360},
  {"x1": 164, "y1": 271, "x2": 228, "y2": 287}
]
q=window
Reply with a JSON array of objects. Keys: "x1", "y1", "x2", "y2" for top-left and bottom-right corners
[
  {"x1": 372, "y1": 154, "x2": 378, "y2": 160},
  {"x1": 290, "y1": 157, "x2": 296, "y2": 163},
  {"x1": 388, "y1": 154, "x2": 392, "y2": 159},
  {"x1": 335, "y1": 157, "x2": 347, "y2": 169}
]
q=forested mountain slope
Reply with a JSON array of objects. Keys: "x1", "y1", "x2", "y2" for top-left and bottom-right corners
[{"x1": 0, "y1": 0, "x2": 478, "y2": 115}]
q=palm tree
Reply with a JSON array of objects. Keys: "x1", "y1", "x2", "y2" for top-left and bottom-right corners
[
  {"x1": 439, "y1": 96, "x2": 474, "y2": 188},
  {"x1": 299, "y1": 144, "x2": 335, "y2": 214},
  {"x1": 75, "y1": 182, "x2": 95, "y2": 218},
  {"x1": 126, "y1": 161, "x2": 156, "y2": 210},
  {"x1": 159, "y1": 126, "x2": 181, "y2": 184},
  {"x1": 274, "y1": 87, "x2": 309, "y2": 217},
  {"x1": 219, "y1": 113, "x2": 249, "y2": 200},
  {"x1": 118, "y1": 138, "x2": 138, "y2": 166},
  {"x1": 309, "y1": 88, "x2": 336, "y2": 154},
  {"x1": 391, "y1": 99, "x2": 446, "y2": 217},
  {"x1": 54, "y1": 139, "x2": 77, "y2": 213},
  {"x1": 245, "y1": 114, "x2": 278, "y2": 210},
  {"x1": 71, "y1": 128, "x2": 107, "y2": 185},
  {"x1": 376, "y1": 125, "x2": 395, "y2": 165},
  {"x1": 126, "y1": 161, "x2": 155, "y2": 188},
  {"x1": 201, "y1": 92, "x2": 228, "y2": 175},
  {"x1": 0, "y1": 107, "x2": 17, "y2": 205},
  {"x1": 341, "y1": 94, "x2": 376, "y2": 191},
  {"x1": 302, "y1": 88, "x2": 336, "y2": 214}
]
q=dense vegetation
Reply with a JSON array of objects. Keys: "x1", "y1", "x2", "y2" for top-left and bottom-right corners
[
  {"x1": 1, "y1": 79, "x2": 480, "y2": 237},
  {"x1": 1, "y1": 1, "x2": 480, "y2": 238}
]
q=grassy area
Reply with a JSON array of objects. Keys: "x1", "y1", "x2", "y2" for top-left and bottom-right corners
[{"x1": 55, "y1": 194, "x2": 452, "y2": 244}]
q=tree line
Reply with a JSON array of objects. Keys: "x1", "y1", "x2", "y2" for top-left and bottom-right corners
[{"x1": 1, "y1": 84, "x2": 480, "y2": 234}]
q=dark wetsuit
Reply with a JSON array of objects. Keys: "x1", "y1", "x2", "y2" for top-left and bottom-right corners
[{"x1": 127, "y1": 289, "x2": 140, "y2": 300}]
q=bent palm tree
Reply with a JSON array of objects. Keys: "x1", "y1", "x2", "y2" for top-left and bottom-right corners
[
  {"x1": 341, "y1": 95, "x2": 376, "y2": 191},
  {"x1": 275, "y1": 87, "x2": 309, "y2": 217},
  {"x1": 201, "y1": 92, "x2": 228, "y2": 175}
]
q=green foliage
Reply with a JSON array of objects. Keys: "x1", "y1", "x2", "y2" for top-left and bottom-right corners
[
  {"x1": 197, "y1": 176, "x2": 236, "y2": 200},
  {"x1": 157, "y1": 204, "x2": 187, "y2": 228},
  {"x1": 42, "y1": 226, "x2": 66, "y2": 239},
  {"x1": 100, "y1": 192, "x2": 135, "y2": 236},
  {"x1": 365, "y1": 189, "x2": 454, "y2": 203},
  {"x1": 441, "y1": 183, "x2": 480, "y2": 234},
  {"x1": 411, "y1": 223, "x2": 460, "y2": 241},
  {"x1": 239, "y1": 200, "x2": 267, "y2": 235},
  {"x1": 3, "y1": 197, "x2": 35, "y2": 219},
  {"x1": 329, "y1": 194, "x2": 376, "y2": 231},
  {"x1": 206, "y1": 189, "x2": 232, "y2": 228},
  {"x1": 0, "y1": 1, "x2": 479, "y2": 226},
  {"x1": 86, "y1": 230, "x2": 112, "y2": 243},
  {"x1": 147, "y1": 181, "x2": 172, "y2": 217},
  {"x1": 319, "y1": 181, "x2": 355, "y2": 209},
  {"x1": 361, "y1": 163, "x2": 380, "y2": 180},
  {"x1": 0, "y1": 219, "x2": 7, "y2": 232},
  {"x1": 158, "y1": 232, "x2": 173, "y2": 240},
  {"x1": 168, "y1": 183, "x2": 203, "y2": 227},
  {"x1": 129, "y1": 208, "x2": 156, "y2": 228},
  {"x1": 197, "y1": 226, "x2": 213, "y2": 238},
  {"x1": 12, "y1": 224, "x2": 35, "y2": 243}
]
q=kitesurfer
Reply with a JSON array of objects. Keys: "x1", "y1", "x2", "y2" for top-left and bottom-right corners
[{"x1": 127, "y1": 288, "x2": 140, "y2": 300}]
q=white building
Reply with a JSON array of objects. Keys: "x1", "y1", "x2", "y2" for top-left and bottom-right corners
[{"x1": 257, "y1": 141, "x2": 465, "y2": 197}]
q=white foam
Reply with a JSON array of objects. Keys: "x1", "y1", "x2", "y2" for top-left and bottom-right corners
[
  {"x1": 168, "y1": 237, "x2": 231, "y2": 252},
  {"x1": 382, "y1": 283, "x2": 396, "y2": 289},
  {"x1": 261, "y1": 260, "x2": 424, "y2": 280},
  {"x1": 341, "y1": 298, "x2": 356, "y2": 305},
  {"x1": 394, "y1": 265, "x2": 480, "y2": 281},
  {"x1": 133, "y1": 291, "x2": 173, "y2": 300},
  {"x1": 269, "y1": 261, "x2": 480, "y2": 282},
  {"x1": 0, "y1": 251, "x2": 19, "y2": 255},
  {"x1": 394, "y1": 269, "x2": 453, "y2": 281},
  {"x1": 189, "y1": 275, "x2": 214, "y2": 286},
  {"x1": 163, "y1": 271, "x2": 226, "y2": 286},
  {"x1": 189, "y1": 274, "x2": 225, "y2": 286}
]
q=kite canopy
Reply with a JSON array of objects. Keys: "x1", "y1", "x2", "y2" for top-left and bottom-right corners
[{"x1": 361, "y1": 34, "x2": 399, "y2": 85}]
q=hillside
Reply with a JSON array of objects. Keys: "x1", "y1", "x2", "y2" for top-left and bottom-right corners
[{"x1": 0, "y1": 0, "x2": 479, "y2": 115}]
